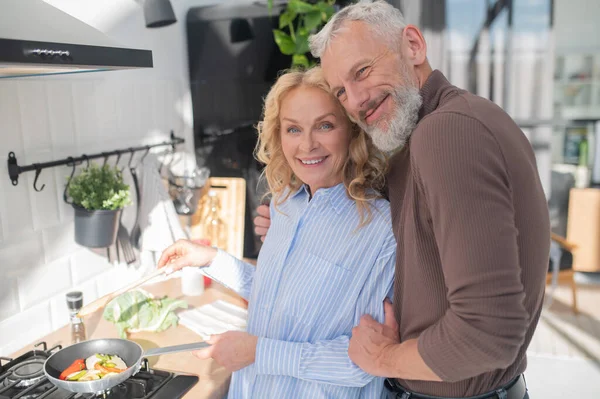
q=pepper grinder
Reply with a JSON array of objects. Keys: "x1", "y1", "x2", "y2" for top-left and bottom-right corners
[{"x1": 66, "y1": 291, "x2": 87, "y2": 344}]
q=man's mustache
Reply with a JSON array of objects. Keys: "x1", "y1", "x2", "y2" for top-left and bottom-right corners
[{"x1": 358, "y1": 93, "x2": 390, "y2": 122}]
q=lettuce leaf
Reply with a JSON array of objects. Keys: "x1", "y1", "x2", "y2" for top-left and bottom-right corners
[{"x1": 103, "y1": 289, "x2": 188, "y2": 338}]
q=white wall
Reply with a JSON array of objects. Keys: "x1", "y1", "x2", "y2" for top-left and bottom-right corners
[
  {"x1": 0, "y1": 0, "x2": 239, "y2": 356},
  {"x1": 444, "y1": 28, "x2": 554, "y2": 197},
  {"x1": 554, "y1": 0, "x2": 600, "y2": 53}
]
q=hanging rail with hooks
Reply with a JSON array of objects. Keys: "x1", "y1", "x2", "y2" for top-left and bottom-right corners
[{"x1": 6, "y1": 131, "x2": 184, "y2": 192}]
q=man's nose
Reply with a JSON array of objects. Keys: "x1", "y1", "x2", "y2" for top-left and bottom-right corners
[{"x1": 346, "y1": 84, "x2": 370, "y2": 119}]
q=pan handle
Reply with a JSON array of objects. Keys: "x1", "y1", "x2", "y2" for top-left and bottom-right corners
[{"x1": 142, "y1": 342, "x2": 210, "y2": 358}]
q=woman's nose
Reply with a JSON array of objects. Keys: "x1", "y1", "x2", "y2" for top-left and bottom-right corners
[{"x1": 299, "y1": 132, "x2": 317, "y2": 152}]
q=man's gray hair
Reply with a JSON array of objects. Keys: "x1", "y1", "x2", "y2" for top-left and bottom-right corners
[{"x1": 309, "y1": 0, "x2": 408, "y2": 58}]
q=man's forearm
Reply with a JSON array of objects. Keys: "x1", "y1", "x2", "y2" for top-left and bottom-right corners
[{"x1": 381, "y1": 338, "x2": 442, "y2": 381}]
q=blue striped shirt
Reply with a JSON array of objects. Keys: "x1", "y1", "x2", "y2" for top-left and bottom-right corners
[{"x1": 202, "y1": 183, "x2": 396, "y2": 399}]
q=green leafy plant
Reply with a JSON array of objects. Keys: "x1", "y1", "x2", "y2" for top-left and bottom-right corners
[
  {"x1": 269, "y1": 0, "x2": 336, "y2": 68},
  {"x1": 67, "y1": 163, "x2": 131, "y2": 211}
]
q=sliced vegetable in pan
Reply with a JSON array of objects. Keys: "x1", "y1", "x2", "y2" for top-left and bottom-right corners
[{"x1": 60, "y1": 353, "x2": 128, "y2": 381}]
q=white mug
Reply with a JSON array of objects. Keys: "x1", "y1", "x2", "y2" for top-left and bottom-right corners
[{"x1": 181, "y1": 267, "x2": 205, "y2": 296}]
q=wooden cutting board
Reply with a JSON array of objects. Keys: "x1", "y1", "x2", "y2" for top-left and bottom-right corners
[{"x1": 186, "y1": 177, "x2": 246, "y2": 259}]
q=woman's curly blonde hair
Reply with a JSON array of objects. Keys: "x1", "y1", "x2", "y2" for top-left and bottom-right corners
[{"x1": 254, "y1": 66, "x2": 388, "y2": 227}]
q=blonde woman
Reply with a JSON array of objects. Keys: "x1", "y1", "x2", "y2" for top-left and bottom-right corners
[{"x1": 158, "y1": 67, "x2": 395, "y2": 399}]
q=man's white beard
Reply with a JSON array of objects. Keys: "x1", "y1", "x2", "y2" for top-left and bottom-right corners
[{"x1": 362, "y1": 85, "x2": 422, "y2": 153}]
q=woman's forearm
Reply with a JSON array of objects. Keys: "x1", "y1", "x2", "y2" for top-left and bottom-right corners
[
  {"x1": 254, "y1": 335, "x2": 375, "y2": 387},
  {"x1": 200, "y1": 249, "x2": 256, "y2": 300}
]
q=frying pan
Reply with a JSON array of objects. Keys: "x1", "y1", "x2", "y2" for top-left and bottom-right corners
[{"x1": 44, "y1": 338, "x2": 209, "y2": 394}]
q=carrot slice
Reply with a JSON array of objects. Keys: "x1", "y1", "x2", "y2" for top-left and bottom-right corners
[
  {"x1": 94, "y1": 362, "x2": 125, "y2": 374},
  {"x1": 59, "y1": 359, "x2": 85, "y2": 380}
]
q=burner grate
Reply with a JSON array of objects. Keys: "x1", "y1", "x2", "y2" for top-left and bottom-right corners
[
  {"x1": 0, "y1": 343, "x2": 197, "y2": 399},
  {"x1": 4, "y1": 358, "x2": 47, "y2": 388}
]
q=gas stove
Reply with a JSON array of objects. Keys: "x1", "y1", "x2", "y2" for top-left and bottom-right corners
[{"x1": 0, "y1": 342, "x2": 198, "y2": 399}]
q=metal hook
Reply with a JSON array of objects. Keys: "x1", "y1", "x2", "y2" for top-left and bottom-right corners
[
  {"x1": 115, "y1": 150, "x2": 126, "y2": 173},
  {"x1": 134, "y1": 146, "x2": 151, "y2": 169},
  {"x1": 33, "y1": 164, "x2": 45, "y2": 192},
  {"x1": 170, "y1": 130, "x2": 176, "y2": 151},
  {"x1": 128, "y1": 148, "x2": 135, "y2": 168},
  {"x1": 63, "y1": 157, "x2": 76, "y2": 204},
  {"x1": 82, "y1": 154, "x2": 89, "y2": 168},
  {"x1": 102, "y1": 152, "x2": 110, "y2": 166},
  {"x1": 141, "y1": 146, "x2": 150, "y2": 162}
]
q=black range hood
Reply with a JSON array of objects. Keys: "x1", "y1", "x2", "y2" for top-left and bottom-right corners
[{"x1": 0, "y1": 0, "x2": 153, "y2": 79}]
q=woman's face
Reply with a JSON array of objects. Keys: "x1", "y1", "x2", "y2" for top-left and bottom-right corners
[{"x1": 279, "y1": 86, "x2": 353, "y2": 194}]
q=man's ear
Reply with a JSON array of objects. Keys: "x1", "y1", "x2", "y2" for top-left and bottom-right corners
[{"x1": 401, "y1": 25, "x2": 427, "y2": 66}]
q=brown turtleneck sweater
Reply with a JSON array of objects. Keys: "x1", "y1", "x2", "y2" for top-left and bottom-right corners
[{"x1": 388, "y1": 70, "x2": 550, "y2": 396}]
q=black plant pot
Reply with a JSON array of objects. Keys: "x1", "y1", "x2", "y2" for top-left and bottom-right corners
[{"x1": 73, "y1": 205, "x2": 122, "y2": 248}]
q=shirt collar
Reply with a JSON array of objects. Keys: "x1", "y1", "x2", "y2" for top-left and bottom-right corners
[
  {"x1": 417, "y1": 69, "x2": 453, "y2": 121},
  {"x1": 290, "y1": 184, "x2": 310, "y2": 200},
  {"x1": 290, "y1": 183, "x2": 352, "y2": 214}
]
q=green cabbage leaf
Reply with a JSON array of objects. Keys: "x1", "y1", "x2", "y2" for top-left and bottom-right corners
[{"x1": 103, "y1": 289, "x2": 188, "y2": 338}]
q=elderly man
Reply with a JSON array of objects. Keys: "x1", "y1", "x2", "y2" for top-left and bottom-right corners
[{"x1": 254, "y1": 1, "x2": 549, "y2": 398}]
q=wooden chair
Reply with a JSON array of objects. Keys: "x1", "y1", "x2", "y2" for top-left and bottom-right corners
[{"x1": 547, "y1": 232, "x2": 579, "y2": 314}]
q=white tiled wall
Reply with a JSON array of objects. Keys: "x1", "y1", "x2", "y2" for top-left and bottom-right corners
[
  {"x1": 0, "y1": 76, "x2": 191, "y2": 357},
  {"x1": 0, "y1": 0, "x2": 211, "y2": 356}
]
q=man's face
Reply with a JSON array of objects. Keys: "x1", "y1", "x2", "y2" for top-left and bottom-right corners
[{"x1": 321, "y1": 21, "x2": 422, "y2": 152}]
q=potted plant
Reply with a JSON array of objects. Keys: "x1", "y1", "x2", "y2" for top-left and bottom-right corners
[
  {"x1": 268, "y1": 0, "x2": 337, "y2": 68},
  {"x1": 66, "y1": 163, "x2": 132, "y2": 248}
]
